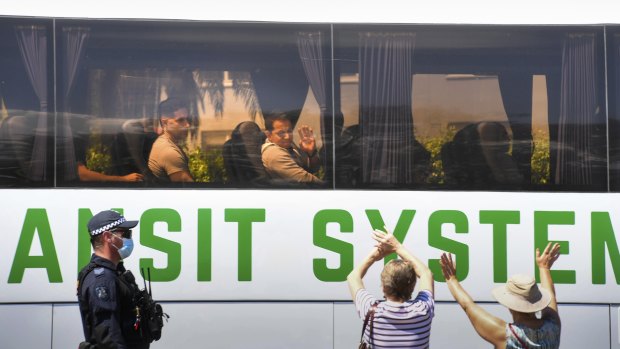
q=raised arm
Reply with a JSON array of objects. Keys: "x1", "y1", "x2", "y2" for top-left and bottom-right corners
[
  {"x1": 372, "y1": 228, "x2": 434, "y2": 294},
  {"x1": 347, "y1": 246, "x2": 385, "y2": 301},
  {"x1": 536, "y1": 242, "x2": 561, "y2": 314},
  {"x1": 440, "y1": 253, "x2": 506, "y2": 347}
]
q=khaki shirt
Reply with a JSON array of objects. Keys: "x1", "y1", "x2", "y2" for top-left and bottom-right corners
[
  {"x1": 261, "y1": 140, "x2": 322, "y2": 184},
  {"x1": 148, "y1": 133, "x2": 189, "y2": 182}
]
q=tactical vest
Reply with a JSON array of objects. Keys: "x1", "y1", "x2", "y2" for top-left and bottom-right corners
[{"x1": 77, "y1": 261, "x2": 151, "y2": 348}]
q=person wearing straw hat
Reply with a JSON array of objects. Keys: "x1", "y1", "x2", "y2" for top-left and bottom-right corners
[{"x1": 439, "y1": 242, "x2": 561, "y2": 349}]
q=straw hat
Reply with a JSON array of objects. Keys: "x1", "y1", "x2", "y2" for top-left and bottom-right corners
[{"x1": 491, "y1": 274, "x2": 551, "y2": 313}]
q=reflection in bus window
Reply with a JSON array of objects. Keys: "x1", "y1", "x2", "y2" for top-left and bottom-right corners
[
  {"x1": 609, "y1": 28, "x2": 620, "y2": 192},
  {"x1": 55, "y1": 21, "x2": 332, "y2": 188},
  {"x1": 0, "y1": 18, "x2": 613, "y2": 192},
  {"x1": 0, "y1": 21, "x2": 54, "y2": 187},
  {"x1": 335, "y1": 26, "x2": 607, "y2": 191}
]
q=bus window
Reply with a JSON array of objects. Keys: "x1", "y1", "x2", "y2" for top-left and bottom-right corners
[
  {"x1": 334, "y1": 25, "x2": 607, "y2": 191},
  {"x1": 0, "y1": 18, "x2": 54, "y2": 187},
  {"x1": 55, "y1": 20, "x2": 332, "y2": 188},
  {"x1": 609, "y1": 27, "x2": 620, "y2": 192}
]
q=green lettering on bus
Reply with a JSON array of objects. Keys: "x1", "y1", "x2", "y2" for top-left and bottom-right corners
[
  {"x1": 479, "y1": 210, "x2": 520, "y2": 283},
  {"x1": 197, "y1": 208, "x2": 212, "y2": 282},
  {"x1": 534, "y1": 211, "x2": 575, "y2": 284},
  {"x1": 591, "y1": 212, "x2": 620, "y2": 284},
  {"x1": 365, "y1": 209, "x2": 416, "y2": 264},
  {"x1": 8, "y1": 209, "x2": 62, "y2": 283},
  {"x1": 313, "y1": 209, "x2": 354, "y2": 282},
  {"x1": 139, "y1": 208, "x2": 182, "y2": 282},
  {"x1": 428, "y1": 210, "x2": 469, "y2": 282},
  {"x1": 225, "y1": 208, "x2": 266, "y2": 281}
]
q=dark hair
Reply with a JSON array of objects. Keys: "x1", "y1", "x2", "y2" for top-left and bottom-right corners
[
  {"x1": 381, "y1": 259, "x2": 416, "y2": 301},
  {"x1": 264, "y1": 113, "x2": 291, "y2": 132},
  {"x1": 158, "y1": 97, "x2": 189, "y2": 119}
]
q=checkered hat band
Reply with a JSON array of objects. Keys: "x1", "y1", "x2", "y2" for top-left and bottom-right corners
[{"x1": 91, "y1": 218, "x2": 126, "y2": 236}]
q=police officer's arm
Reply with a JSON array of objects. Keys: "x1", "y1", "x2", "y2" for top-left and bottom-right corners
[{"x1": 88, "y1": 277, "x2": 128, "y2": 349}]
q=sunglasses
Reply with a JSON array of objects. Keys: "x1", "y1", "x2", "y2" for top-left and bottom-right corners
[{"x1": 110, "y1": 229, "x2": 132, "y2": 239}]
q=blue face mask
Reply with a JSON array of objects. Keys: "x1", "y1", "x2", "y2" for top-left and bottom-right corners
[{"x1": 112, "y1": 235, "x2": 134, "y2": 260}]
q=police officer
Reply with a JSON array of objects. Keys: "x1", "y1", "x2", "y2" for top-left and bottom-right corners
[{"x1": 77, "y1": 210, "x2": 149, "y2": 349}]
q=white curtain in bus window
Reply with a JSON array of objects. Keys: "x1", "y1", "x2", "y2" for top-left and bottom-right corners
[
  {"x1": 15, "y1": 25, "x2": 48, "y2": 181},
  {"x1": 297, "y1": 32, "x2": 327, "y2": 117},
  {"x1": 359, "y1": 32, "x2": 427, "y2": 185},
  {"x1": 556, "y1": 34, "x2": 599, "y2": 186},
  {"x1": 58, "y1": 27, "x2": 90, "y2": 183},
  {"x1": 297, "y1": 31, "x2": 331, "y2": 180}
]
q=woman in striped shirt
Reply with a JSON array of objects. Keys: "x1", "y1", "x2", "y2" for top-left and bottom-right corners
[{"x1": 347, "y1": 228, "x2": 435, "y2": 349}]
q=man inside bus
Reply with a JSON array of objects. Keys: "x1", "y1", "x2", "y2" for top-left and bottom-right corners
[
  {"x1": 261, "y1": 113, "x2": 323, "y2": 185},
  {"x1": 148, "y1": 97, "x2": 194, "y2": 183}
]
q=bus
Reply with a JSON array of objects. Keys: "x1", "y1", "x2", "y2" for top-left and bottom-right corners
[{"x1": 1, "y1": 1, "x2": 619, "y2": 348}]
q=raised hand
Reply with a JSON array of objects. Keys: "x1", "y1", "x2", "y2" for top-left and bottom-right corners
[
  {"x1": 297, "y1": 125, "x2": 316, "y2": 155},
  {"x1": 369, "y1": 245, "x2": 389, "y2": 262},
  {"x1": 440, "y1": 253, "x2": 457, "y2": 281},
  {"x1": 371, "y1": 226, "x2": 401, "y2": 254},
  {"x1": 536, "y1": 242, "x2": 561, "y2": 270}
]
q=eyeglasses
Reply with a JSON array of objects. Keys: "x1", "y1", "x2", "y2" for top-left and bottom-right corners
[
  {"x1": 110, "y1": 229, "x2": 132, "y2": 239},
  {"x1": 274, "y1": 130, "x2": 293, "y2": 138}
]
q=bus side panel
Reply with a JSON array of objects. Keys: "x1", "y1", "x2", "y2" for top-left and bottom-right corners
[
  {"x1": 611, "y1": 305, "x2": 620, "y2": 349},
  {"x1": 52, "y1": 304, "x2": 83, "y2": 348},
  {"x1": 0, "y1": 302, "x2": 612, "y2": 348},
  {"x1": 0, "y1": 304, "x2": 53, "y2": 348},
  {"x1": 336, "y1": 302, "x2": 610, "y2": 349},
  {"x1": 52, "y1": 302, "x2": 334, "y2": 349}
]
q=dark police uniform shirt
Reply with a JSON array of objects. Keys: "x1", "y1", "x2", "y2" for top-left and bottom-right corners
[{"x1": 78, "y1": 254, "x2": 149, "y2": 349}]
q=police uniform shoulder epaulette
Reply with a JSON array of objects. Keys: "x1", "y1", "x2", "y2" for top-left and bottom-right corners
[{"x1": 93, "y1": 267, "x2": 109, "y2": 278}]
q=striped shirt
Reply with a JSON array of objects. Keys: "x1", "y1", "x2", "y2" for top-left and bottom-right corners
[{"x1": 355, "y1": 288, "x2": 434, "y2": 349}]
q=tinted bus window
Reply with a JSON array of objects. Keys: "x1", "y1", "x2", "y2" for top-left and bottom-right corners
[
  {"x1": 609, "y1": 26, "x2": 620, "y2": 191},
  {"x1": 334, "y1": 25, "x2": 607, "y2": 191},
  {"x1": 56, "y1": 20, "x2": 332, "y2": 188},
  {"x1": 0, "y1": 18, "x2": 54, "y2": 187}
]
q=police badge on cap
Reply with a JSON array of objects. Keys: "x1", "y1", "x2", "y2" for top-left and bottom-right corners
[{"x1": 88, "y1": 210, "x2": 139, "y2": 236}]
